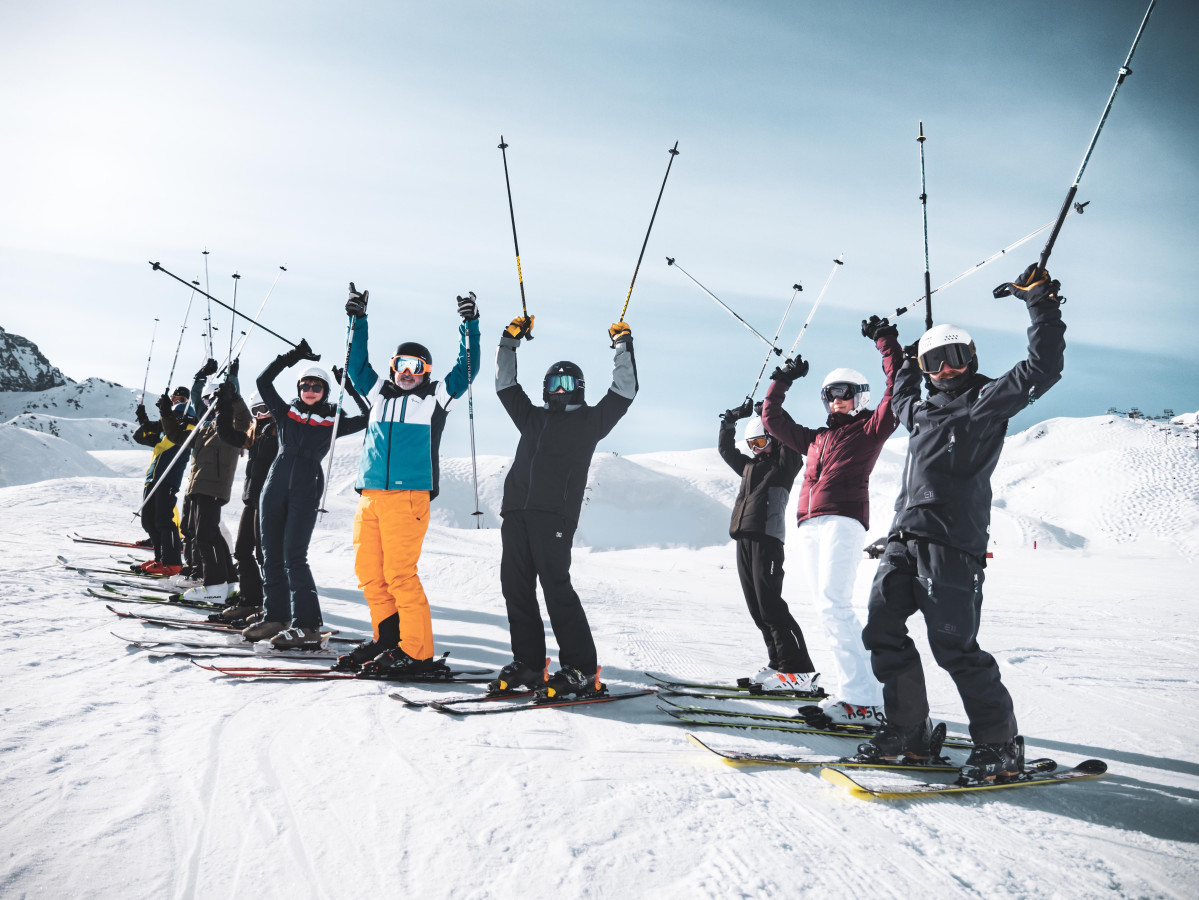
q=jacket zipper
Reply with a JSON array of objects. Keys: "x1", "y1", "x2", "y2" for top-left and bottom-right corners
[{"x1": 523, "y1": 417, "x2": 546, "y2": 508}]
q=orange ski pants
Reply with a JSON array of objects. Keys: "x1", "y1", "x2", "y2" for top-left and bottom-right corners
[{"x1": 353, "y1": 489, "x2": 433, "y2": 660}]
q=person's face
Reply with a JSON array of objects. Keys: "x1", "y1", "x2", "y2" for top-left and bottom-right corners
[
  {"x1": 746, "y1": 436, "x2": 772, "y2": 456},
  {"x1": 298, "y1": 380, "x2": 326, "y2": 403},
  {"x1": 394, "y1": 370, "x2": 425, "y2": 390},
  {"x1": 934, "y1": 362, "x2": 969, "y2": 379},
  {"x1": 829, "y1": 397, "x2": 854, "y2": 415}
]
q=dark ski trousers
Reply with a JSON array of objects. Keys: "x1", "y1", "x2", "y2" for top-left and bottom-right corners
[
  {"x1": 233, "y1": 504, "x2": 264, "y2": 605},
  {"x1": 862, "y1": 536, "x2": 1017, "y2": 744},
  {"x1": 500, "y1": 510, "x2": 597, "y2": 676},
  {"x1": 180, "y1": 495, "x2": 200, "y2": 574},
  {"x1": 260, "y1": 480, "x2": 321, "y2": 628},
  {"x1": 191, "y1": 494, "x2": 235, "y2": 586},
  {"x1": 735, "y1": 535, "x2": 814, "y2": 672},
  {"x1": 141, "y1": 482, "x2": 181, "y2": 566}
]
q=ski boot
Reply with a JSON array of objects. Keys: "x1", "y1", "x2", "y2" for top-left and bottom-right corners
[
  {"x1": 241, "y1": 619, "x2": 286, "y2": 642},
  {"x1": 268, "y1": 627, "x2": 327, "y2": 652},
  {"x1": 746, "y1": 667, "x2": 821, "y2": 694},
  {"x1": 800, "y1": 698, "x2": 885, "y2": 729},
  {"x1": 537, "y1": 665, "x2": 606, "y2": 701},
  {"x1": 333, "y1": 614, "x2": 400, "y2": 672},
  {"x1": 853, "y1": 717, "x2": 935, "y2": 762},
  {"x1": 359, "y1": 648, "x2": 451, "y2": 681},
  {"x1": 487, "y1": 658, "x2": 548, "y2": 694},
  {"x1": 958, "y1": 736, "x2": 1025, "y2": 785},
  {"x1": 182, "y1": 582, "x2": 231, "y2": 604}
]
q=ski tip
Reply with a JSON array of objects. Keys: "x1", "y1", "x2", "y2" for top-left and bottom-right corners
[
  {"x1": 1076, "y1": 759, "x2": 1108, "y2": 775},
  {"x1": 820, "y1": 766, "x2": 875, "y2": 796}
]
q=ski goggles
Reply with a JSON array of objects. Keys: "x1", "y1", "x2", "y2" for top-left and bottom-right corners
[
  {"x1": 918, "y1": 343, "x2": 973, "y2": 375},
  {"x1": 746, "y1": 435, "x2": 771, "y2": 450},
  {"x1": 546, "y1": 374, "x2": 577, "y2": 393},
  {"x1": 391, "y1": 354, "x2": 429, "y2": 377},
  {"x1": 251, "y1": 402, "x2": 271, "y2": 419},
  {"x1": 821, "y1": 382, "x2": 863, "y2": 403},
  {"x1": 298, "y1": 380, "x2": 325, "y2": 394}
]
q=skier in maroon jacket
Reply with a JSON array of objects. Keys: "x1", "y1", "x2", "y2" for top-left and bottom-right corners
[{"x1": 761, "y1": 316, "x2": 903, "y2": 726}]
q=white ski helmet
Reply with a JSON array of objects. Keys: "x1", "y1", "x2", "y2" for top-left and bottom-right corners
[
  {"x1": 741, "y1": 416, "x2": 772, "y2": 451},
  {"x1": 917, "y1": 323, "x2": 977, "y2": 377},
  {"x1": 201, "y1": 378, "x2": 220, "y2": 401},
  {"x1": 297, "y1": 366, "x2": 331, "y2": 400},
  {"x1": 248, "y1": 391, "x2": 271, "y2": 419},
  {"x1": 821, "y1": 367, "x2": 870, "y2": 415}
]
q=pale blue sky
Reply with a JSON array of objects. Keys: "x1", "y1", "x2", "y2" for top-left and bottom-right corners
[{"x1": 2, "y1": 0, "x2": 1195, "y2": 456}]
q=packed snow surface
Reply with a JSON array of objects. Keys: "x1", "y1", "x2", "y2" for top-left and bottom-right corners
[{"x1": 2, "y1": 414, "x2": 1197, "y2": 898}]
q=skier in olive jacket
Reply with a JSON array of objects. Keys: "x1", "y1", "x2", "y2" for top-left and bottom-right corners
[
  {"x1": 857, "y1": 264, "x2": 1066, "y2": 783},
  {"x1": 491, "y1": 315, "x2": 637, "y2": 699},
  {"x1": 717, "y1": 401, "x2": 810, "y2": 689},
  {"x1": 761, "y1": 321, "x2": 903, "y2": 725}
]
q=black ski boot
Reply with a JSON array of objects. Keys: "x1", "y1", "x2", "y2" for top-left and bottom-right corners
[
  {"x1": 487, "y1": 658, "x2": 546, "y2": 694},
  {"x1": 853, "y1": 717, "x2": 934, "y2": 762},
  {"x1": 333, "y1": 614, "x2": 400, "y2": 672},
  {"x1": 359, "y1": 648, "x2": 451, "y2": 680},
  {"x1": 537, "y1": 665, "x2": 606, "y2": 700},
  {"x1": 959, "y1": 736, "x2": 1025, "y2": 784}
]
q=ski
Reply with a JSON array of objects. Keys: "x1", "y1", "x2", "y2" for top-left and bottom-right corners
[
  {"x1": 644, "y1": 671, "x2": 826, "y2": 700},
  {"x1": 57, "y1": 556, "x2": 169, "y2": 580},
  {"x1": 118, "y1": 633, "x2": 339, "y2": 660},
  {"x1": 430, "y1": 688, "x2": 658, "y2": 716},
  {"x1": 69, "y1": 532, "x2": 154, "y2": 550},
  {"x1": 685, "y1": 729, "x2": 960, "y2": 773},
  {"x1": 194, "y1": 660, "x2": 493, "y2": 682},
  {"x1": 87, "y1": 585, "x2": 225, "y2": 612},
  {"x1": 820, "y1": 758, "x2": 1108, "y2": 798},
  {"x1": 104, "y1": 604, "x2": 359, "y2": 644},
  {"x1": 98, "y1": 578, "x2": 178, "y2": 595},
  {"x1": 390, "y1": 689, "x2": 537, "y2": 707},
  {"x1": 657, "y1": 703, "x2": 974, "y2": 749}
]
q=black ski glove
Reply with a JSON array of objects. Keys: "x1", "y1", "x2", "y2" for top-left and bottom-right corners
[
  {"x1": 135, "y1": 403, "x2": 149, "y2": 424},
  {"x1": 228, "y1": 358, "x2": 239, "y2": 378},
  {"x1": 194, "y1": 358, "x2": 218, "y2": 382},
  {"x1": 456, "y1": 292, "x2": 479, "y2": 321},
  {"x1": 770, "y1": 356, "x2": 809, "y2": 384},
  {"x1": 720, "y1": 398, "x2": 754, "y2": 422},
  {"x1": 279, "y1": 338, "x2": 320, "y2": 366},
  {"x1": 216, "y1": 380, "x2": 235, "y2": 404},
  {"x1": 861, "y1": 315, "x2": 898, "y2": 342},
  {"x1": 903, "y1": 340, "x2": 921, "y2": 361},
  {"x1": 155, "y1": 393, "x2": 173, "y2": 416},
  {"x1": 332, "y1": 364, "x2": 345, "y2": 385},
  {"x1": 346, "y1": 282, "x2": 369, "y2": 318},
  {"x1": 994, "y1": 263, "x2": 1061, "y2": 305}
]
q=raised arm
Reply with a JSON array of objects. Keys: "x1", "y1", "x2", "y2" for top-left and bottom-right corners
[
  {"x1": 443, "y1": 293, "x2": 482, "y2": 401},
  {"x1": 761, "y1": 357, "x2": 819, "y2": 454},
  {"x1": 495, "y1": 316, "x2": 535, "y2": 430},
  {"x1": 591, "y1": 323, "x2": 638, "y2": 441}
]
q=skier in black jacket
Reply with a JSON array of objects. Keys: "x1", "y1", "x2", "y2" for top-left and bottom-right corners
[
  {"x1": 857, "y1": 264, "x2": 1066, "y2": 784},
  {"x1": 492, "y1": 315, "x2": 638, "y2": 699},
  {"x1": 212, "y1": 380, "x2": 280, "y2": 623},
  {"x1": 717, "y1": 402, "x2": 812, "y2": 690}
]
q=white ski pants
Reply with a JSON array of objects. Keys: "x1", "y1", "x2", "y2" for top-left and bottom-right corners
[{"x1": 794, "y1": 514, "x2": 883, "y2": 706}]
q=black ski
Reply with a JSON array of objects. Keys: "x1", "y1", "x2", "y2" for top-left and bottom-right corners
[
  {"x1": 69, "y1": 532, "x2": 154, "y2": 550},
  {"x1": 390, "y1": 689, "x2": 537, "y2": 708},
  {"x1": 104, "y1": 604, "x2": 359, "y2": 644},
  {"x1": 87, "y1": 585, "x2": 224, "y2": 612},
  {"x1": 821, "y1": 759, "x2": 1108, "y2": 798},
  {"x1": 685, "y1": 728, "x2": 959, "y2": 773},
  {"x1": 644, "y1": 671, "x2": 825, "y2": 701},
  {"x1": 194, "y1": 660, "x2": 492, "y2": 682},
  {"x1": 430, "y1": 688, "x2": 658, "y2": 716}
]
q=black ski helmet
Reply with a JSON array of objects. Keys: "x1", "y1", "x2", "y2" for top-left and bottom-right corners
[
  {"x1": 543, "y1": 361, "x2": 585, "y2": 405},
  {"x1": 171, "y1": 386, "x2": 190, "y2": 401},
  {"x1": 391, "y1": 341, "x2": 432, "y2": 379}
]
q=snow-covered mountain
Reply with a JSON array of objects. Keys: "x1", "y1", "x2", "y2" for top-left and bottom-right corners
[
  {"x1": 1, "y1": 411, "x2": 1197, "y2": 897},
  {"x1": 0, "y1": 325, "x2": 71, "y2": 392}
]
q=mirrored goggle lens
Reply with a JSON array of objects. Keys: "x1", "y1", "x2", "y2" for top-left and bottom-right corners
[
  {"x1": 919, "y1": 343, "x2": 972, "y2": 374},
  {"x1": 251, "y1": 404, "x2": 271, "y2": 418},
  {"x1": 392, "y1": 355, "x2": 428, "y2": 376},
  {"x1": 746, "y1": 436, "x2": 771, "y2": 450},
  {"x1": 821, "y1": 382, "x2": 859, "y2": 402},
  {"x1": 546, "y1": 374, "x2": 577, "y2": 393},
  {"x1": 298, "y1": 381, "x2": 324, "y2": 393}
]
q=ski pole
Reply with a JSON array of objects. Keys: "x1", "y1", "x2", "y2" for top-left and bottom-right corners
[
  {"x1": 786, "y1": 255, "x2": 845, "y2": 358},
  {"x1": 164, "y1": 283, "x2": 197, "y2": 393},
  {"x1": 460, "y1": 292, "x2": 483, "y2": 528},
  {"x1": 889, "y1": 204, "x2": 1087, "y2": 320},
  {"x1": 994, "y1": 0, "x2": 1156, "y2": 296},
  {"x1": 149, "y1": 261, "x2": 298, "y2": 348},
  {"x1": 140, "y1": 318, "x2": 160, "y2": 405},
  {"x1": 744, "y1": 282, "x2": 803, "y2": 402},
  {"x1": 497, "y1": 136, "x2": 532, "y2": 340},
  {"x1": 317, "y1": 314, "x2": 354, "y2": 520},
  {"x1": 203, "y1": 248, "x2": 213, "y2": 358},
  {"x1": 228, "y1": 272, "x2": 240, "y2": 359},
  {"x1": 918, "y1": 122, "x2": 933, "y2": 330},
  {"x1": 221, "y1": 266, "x2": 287, "y2": 374},
  {"x1": 666, "y1": 256, "x2": 779, "y2": 353},
  {"x1": 619, "y1": 141, "x2": 680, "y2": 323}
]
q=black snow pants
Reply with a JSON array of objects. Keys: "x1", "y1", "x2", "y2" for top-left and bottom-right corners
[
  {"x1": 260, "y1": 457, "x2": 323, "y2": 628},
  {"x1": 500, "y1": 510, "x2": 597, "y2": 676},
  {"x1": 233, "y1": 504, "x2": 264, "y2": 605},
  {"x1": 191, "y1": 494, "x2": 235, "y2": 587},
  {"x1": 862, "y1": 536, "x2": 1016, "y2": 744},
  {"x1": 141, "y1": 482, "x2": 181, "y2": 566},
  {"x1": 735, "y1": 535, "x2": 814, "y2": 672}
]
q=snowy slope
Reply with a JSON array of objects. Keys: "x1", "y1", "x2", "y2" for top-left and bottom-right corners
[
  {"x1": 1, "y1": 415, "x2": 1196, "y2": 898},
  {"x1": 0, "y1": 377, "x2": 141, "y2": 452},
  {"x1": 0, "y1": 422, "x2": 115, "y2": 486}
]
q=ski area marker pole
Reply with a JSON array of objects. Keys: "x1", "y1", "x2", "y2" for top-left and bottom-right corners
[
  {"x1": 787, "y1": 255, "x2": 845, "y2": 358},
  {"x1": 149, "y1": 262, "x2": 298, "y2": 349},
  {"x1": 744, "y1": 282, "x2": 803, "y2": 402},
  {"x1": 497, "y1": 136, "x2": 532, "y2": 340},
  {"x1": 918, "y1": 122, "x2": 933, "y2": 330},
  {"x1": 666, "y1": 256, "x2": 779, "y2": 353},
  {"x1": 994, "y1": 0, "x2": 1156, "y2": 296},
  {"x1": 140, "y1": 318, "x2": 160, "y2": 405},
  {"x1": 619, "y1": 141, "x2": 679, "y2": 323}
]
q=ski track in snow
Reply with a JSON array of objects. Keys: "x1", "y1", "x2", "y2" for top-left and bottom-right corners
[{"x1": 2, "y1": 415, "x2": 1198, "y2": 899}]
